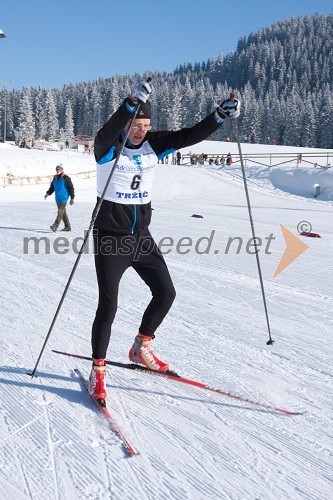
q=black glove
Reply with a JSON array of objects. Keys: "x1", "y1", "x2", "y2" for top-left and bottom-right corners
[
  {"x1": 217, "y1": 97, "x2": 240, "y2": 120},
  {"x1": 70, "y1": 198, "x2": 74, "y2": 205}
]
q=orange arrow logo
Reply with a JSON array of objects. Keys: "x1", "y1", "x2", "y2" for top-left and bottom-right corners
[{"x1": 273, "y1": 225, "x2": 309, "y2": 278}]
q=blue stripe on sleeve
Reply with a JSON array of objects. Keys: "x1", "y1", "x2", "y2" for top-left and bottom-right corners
[
  {"x1": 214, "y1": 113, "x2": 224, "y2": 124},
  {"x1": 126, "y1": 101, "x2": 137, "y2": 113},
  {"x1": 158, "y1": 148, "x2": 176, "y2": 161},
  {"x1": 97, "y1": 146, "x2": 116, "y2": 165}
]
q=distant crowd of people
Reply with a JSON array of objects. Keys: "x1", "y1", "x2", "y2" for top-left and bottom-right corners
[
  {"x1": 188, "y1": 152, "x2": 233, "y2": 167},
  {"x1": 157, "y1": 150, "x2": 235, "y2": 167},
  {"x1": 158, "y1": 150, "x2": 182, "y2": 164}
]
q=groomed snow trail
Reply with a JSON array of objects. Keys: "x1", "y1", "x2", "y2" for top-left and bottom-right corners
[{"x1": 0, "y1": 157, "x2": 332, "y2": 499}]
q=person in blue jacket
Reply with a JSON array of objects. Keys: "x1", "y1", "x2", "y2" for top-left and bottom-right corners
[{"x1": 44, "y1": 164, "x2": 75, "y2": 232}]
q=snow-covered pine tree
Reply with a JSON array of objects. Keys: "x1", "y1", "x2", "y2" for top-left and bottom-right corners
[
  {"x1": 64, "y1": 100, "x2": 75, "y2": 142},
  {"x1": 44, "y1": 89, "x2": 59, "y2": 141},
  {"x1": 16, "y1": 88, "x2": 35, "y2": 142}
]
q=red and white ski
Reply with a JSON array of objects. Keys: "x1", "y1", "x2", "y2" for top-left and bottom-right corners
[
  {"x1": 74, "y1": 368, "x2": 138, "y2": 457},
  {"x1": 59, "y1": 351, "x2": 303, "y2": 416}
]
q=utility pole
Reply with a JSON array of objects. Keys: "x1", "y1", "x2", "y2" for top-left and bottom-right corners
[{"x1": 0, "y1": 29, "x2": 9, "y2": 142}]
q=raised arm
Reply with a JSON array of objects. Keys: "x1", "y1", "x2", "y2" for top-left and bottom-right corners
[{"x1": 148, "y1": 94, "x2": 241, "y2": 160}]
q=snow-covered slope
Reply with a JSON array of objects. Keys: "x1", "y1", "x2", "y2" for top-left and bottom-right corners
[
  {"x1": 0, "y1": 142, "x2": 94, "y2": 178},
  {"x1": 0, "y1": 143, "x2": 332, "y2": 499}
]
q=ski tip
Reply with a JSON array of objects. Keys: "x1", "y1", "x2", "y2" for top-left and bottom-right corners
[{"x1": 122, "y1": 445, "x2": 140, "y2": 458}]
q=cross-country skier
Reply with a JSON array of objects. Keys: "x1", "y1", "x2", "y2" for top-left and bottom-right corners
[{"x1": 88, "y1": 79, "x2": 240, "y2": 403}]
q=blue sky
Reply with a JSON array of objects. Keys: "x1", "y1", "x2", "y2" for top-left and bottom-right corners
[{"x1": 1, "y1": 0, "x2": 332, "y2": 90}]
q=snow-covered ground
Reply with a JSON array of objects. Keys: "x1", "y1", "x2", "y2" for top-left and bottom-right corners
[
  {"x1": 0, "y1": 141, "x2": 332, "y2": 499},
  {"x1": 0, "y1": 142, "x2": 94, "y2": 178}
]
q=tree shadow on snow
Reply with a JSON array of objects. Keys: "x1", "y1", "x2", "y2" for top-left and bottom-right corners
[
  {"x1": 0, "y1": 366, "x2": 292, "y2": 415},
  {"x1": 0, "y1": 225, "x2": 52, "y2": 234}
]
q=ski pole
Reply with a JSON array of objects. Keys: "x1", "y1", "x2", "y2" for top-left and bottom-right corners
[
  {"x1": 231, "y1": 92, "x2": 274, "y2": 346},
  {"x1": 29, "y1": 77, "x2": 153, "y2": 377}
]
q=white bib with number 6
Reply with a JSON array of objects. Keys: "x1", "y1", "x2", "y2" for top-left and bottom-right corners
[{"x1": 97, "y1": 142, "x2": 158, "y2": 204}]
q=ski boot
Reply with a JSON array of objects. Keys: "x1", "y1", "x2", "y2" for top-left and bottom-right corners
[
  {"x1": 129, "y1": 333, "x2": 169, "y2": 372},
  {"x1": 88, "y1": 358, "x2": 107, "y2": 407}
]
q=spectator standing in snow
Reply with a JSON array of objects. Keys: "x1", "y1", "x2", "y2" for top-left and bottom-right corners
[
  {"x1": 44, "y1": 164, "x2": 75, "y2": 232},
  {"x1": 88, "y1": 78, "x2": 240, "y2": 404},
  {"x1": 226, "y1": 152, "x2": 233, "y2": 166}
]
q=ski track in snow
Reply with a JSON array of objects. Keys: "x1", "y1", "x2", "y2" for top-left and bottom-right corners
[{"x1": 0, "y1": 153, "x2": 333, "y2": 499}]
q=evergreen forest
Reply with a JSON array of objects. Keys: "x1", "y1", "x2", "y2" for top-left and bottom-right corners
[{"x1": 1, "y1": 13, "x2": 332, "y2": 148}]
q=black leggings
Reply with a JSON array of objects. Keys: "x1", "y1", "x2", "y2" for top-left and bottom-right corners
[{"x1": 91, "y1": 229, "x2": 176, "y2": 358}]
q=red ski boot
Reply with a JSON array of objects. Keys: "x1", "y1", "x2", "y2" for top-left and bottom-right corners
[
  {"x1": 129, "y1": 334, "x2": 169, "y2": 372},
  {"x1": 88, "y1": 358, "x2": 107, "y2": 405}
]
